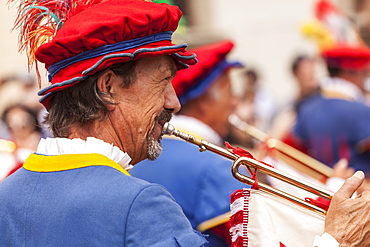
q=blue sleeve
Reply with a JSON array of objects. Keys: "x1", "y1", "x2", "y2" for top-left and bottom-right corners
[
  {"x1": 195, "y1": 157, "x2": 247, "y2": 226},
  {"x1": 350, "y1": 104, "x2": 370, "y2": 146},
  {"x1": 293, "y1": 109, "x2": 307, "y2": 144},
  {"x1": 126, "y1": 184, "x2": 207, "y2": 247}
]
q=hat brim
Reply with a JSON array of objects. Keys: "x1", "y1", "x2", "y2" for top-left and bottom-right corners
[{"x1": 38, "y1": 41, "x2": 197, "y2": 109}]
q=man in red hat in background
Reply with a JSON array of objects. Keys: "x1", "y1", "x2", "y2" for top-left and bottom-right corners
[
  {"x1": 131, "y1": 40, "x2": 246, "y2": 246},
  {"x1": 0, "y1": 0, "x2": 370, "y2": 246},
  {"x1": 290, "y1": 45, "x2": 370, "y2": 182}
]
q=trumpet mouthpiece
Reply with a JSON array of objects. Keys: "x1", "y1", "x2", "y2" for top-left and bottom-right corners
[
  {"x1": 162, "y1": 122, "x2": 175, "y2": 136},
  {"x1": 161, "y1": 122, "x2": 201, "y2": 145}
]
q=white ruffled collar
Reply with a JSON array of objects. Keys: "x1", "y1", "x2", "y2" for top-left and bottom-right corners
[
  {"x1": 169, "y1": 115, "x2": 223, "y2": 145},
  {"x1": 36, "y1": 137, "x2": 133, "y2": 171},
  {"x1": 321, "y1": 77, "x2": 365, "y2": 102}
]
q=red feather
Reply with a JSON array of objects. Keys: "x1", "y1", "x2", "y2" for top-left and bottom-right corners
[
  {"x1": 7, "y1": 0, "x2": 107, "y2": 86},
  {"x1": 315, "y1": 0, "x2": 340, "y2": 21},
  {"x1": 313, "y1": 0, "x2": 360, "y2": 46}
]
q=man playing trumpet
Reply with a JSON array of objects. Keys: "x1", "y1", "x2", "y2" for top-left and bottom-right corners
[{"x1": 0, "y1": 0, "x2": 370, "y2": 246}]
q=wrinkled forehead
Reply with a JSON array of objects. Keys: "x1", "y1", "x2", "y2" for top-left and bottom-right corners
[{"x1": 136, "y1": 56, "x2": 178, "y2": 76}]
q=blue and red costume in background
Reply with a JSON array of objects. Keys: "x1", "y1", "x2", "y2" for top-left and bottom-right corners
[
  {"x1": 293, "y1": 86, "x2": 370, "y2": 173},
  {"x1": 291, "y1": 45, "x2": 370, "y2": 174}
]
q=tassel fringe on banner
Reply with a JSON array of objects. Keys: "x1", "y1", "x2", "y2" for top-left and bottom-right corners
[{"x1": 230, "y1": 189, "x2": 250, "y2": 247}]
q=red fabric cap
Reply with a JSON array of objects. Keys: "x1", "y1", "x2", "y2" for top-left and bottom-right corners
[
  {"x1": 172, "y1": 40, "x2": 234, "y2": 98},
  {"x1": 321, "y1": 45, "x2": 370, "y2": 70},
  {"x1": 34, "y1": 0, "x2": 197, "y2": 109},
  {"x1": 36, "y1": 0, "x2": 182, "y2": 66}
]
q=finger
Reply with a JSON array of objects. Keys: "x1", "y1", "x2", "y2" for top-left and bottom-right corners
[
  {"x1": 334, "y1": 171, "x2": 365, "y2": 201},
  {"x1": 335, "y1": 158, "x2": 348, "y2": 169},
  {"x1": 332, "y1": 159, "x2": 350, "y2": 178},
  {"x1": 333, "y1": 159, "x2": 348, "y2": 173}
]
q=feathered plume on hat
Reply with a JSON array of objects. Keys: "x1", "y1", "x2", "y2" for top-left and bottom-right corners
[
  {"x1": 8, "y1": 0, "x2": 197, "y2": 109},
  {"x1": 301, "y1": 0, "x2": 365, "y2": 51},
  {"x1": 9, "y1": 0, "x2": 106, "y2": 79},
  {"x1": 300, "y1": 0, "x2": 370, "y2": 71}
]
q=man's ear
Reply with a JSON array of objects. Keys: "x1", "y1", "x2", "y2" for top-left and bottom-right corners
[{"x1": 97, "y1": 70, "x2": 117, "y2": 110}]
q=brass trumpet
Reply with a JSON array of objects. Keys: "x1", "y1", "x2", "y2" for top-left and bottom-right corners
[
  {"x1": 228, "y1": 114, "x2": 333, "y2": 182},
  {"x1": 162, "y1": 122, "x2": 333, "y2": 215}
]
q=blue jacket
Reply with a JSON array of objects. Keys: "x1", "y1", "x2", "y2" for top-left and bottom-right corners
[{"x1": 0, "y1": 153, "x2": 207, "y2": 247}]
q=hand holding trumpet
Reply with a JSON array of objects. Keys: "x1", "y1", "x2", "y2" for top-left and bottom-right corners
[{"x1": 325, "y1": 171, "x2": 370, "y2": 246}]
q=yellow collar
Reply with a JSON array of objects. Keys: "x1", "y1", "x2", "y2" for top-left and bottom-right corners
[
  {"x1": 23, "y1": 153, "x2": 130, "y2": 176},
  {"x1": 321, "y1": 89, "x2": 353, "y2": 101}
]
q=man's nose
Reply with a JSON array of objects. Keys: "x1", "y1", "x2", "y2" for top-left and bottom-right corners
[{"x1": 164, "y1": 84, "x2": 181, "y2": 114}]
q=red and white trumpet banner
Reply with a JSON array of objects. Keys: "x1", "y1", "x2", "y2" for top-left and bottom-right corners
[{"x1": 230, "y1": 189, "x2": 325, "y2": 247}]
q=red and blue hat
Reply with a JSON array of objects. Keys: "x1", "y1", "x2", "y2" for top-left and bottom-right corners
[
  {"x1": 12, "y1": 0, "x2": 197, "y2": 109},
  {"x1": 321, "y1": 45, "x2": 370, "y2": 71},
  {"x1": 172, "y1": 40, "x2": 242, "y2": 105}
]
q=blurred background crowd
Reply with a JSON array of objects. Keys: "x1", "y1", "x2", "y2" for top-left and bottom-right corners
[{"x1": 1, "y1": 0, "x2": 370, "y2": 188}]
